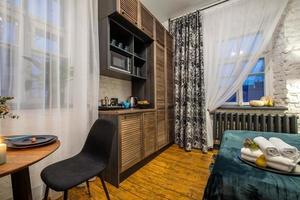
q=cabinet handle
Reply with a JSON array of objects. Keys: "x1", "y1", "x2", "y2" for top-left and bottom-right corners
[{"x1": 121, "y1": 11, "x2": 125, "y2": 15}]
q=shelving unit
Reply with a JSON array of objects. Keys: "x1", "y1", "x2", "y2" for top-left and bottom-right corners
[{"x1": 103, "y1": 18, "x2": 149, "y2": 80}]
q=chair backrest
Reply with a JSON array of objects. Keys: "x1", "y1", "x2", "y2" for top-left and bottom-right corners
[{"x1": 81, "y1": 119, "x2": 116, "y2": 163}]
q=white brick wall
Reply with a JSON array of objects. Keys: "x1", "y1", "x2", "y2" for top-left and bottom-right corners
[
  {"x1": 99, "y1": 75, "x2": 132, "y2": 102},
  {"x1": 269, "y1": 0, "x2": 300, "y2": 132}
]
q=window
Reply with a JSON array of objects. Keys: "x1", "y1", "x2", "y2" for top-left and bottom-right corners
[
  {"x1": 0, "y1": 0, "x2": 70, "y2": 109},
  {"x1": 226, "y1": 58, "x2": 265, "y2": 104}
]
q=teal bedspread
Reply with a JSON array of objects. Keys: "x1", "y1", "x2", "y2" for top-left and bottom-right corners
[{"x1": 203, "y1": 130, "x2": 300, "y2": 200}]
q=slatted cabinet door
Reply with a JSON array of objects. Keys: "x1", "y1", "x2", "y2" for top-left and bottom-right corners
[
  {"x1": 168, "y1": 108, "x2": 175, "y2": 143},
  {"x1": 140, "y1": 3, "x2": 154, "y2": 38},
  {"x1": 120, "y1": 114, "x2": 142, "y2": 172},
  {"x1": 155, "y1": 21, "x2": 165, "y2": 47},
  {"x1": 166, "y1": 32, "x2": 173, "y2": 52},
  {"x1": 119, "y1": 0, "x2": 139, "y2": 26},
  {"x1": 143, "y1": 112, "x2": 156, "y2": 158},
  {"x1": 166, "y1": 49, "x2": 174, "y2": 107},
  {"x1": 157, "y1": 109, "x2": 167, "y2": 149},
  {"x1": 156, "y1": 44, "x2": 165, "y2": 109}
]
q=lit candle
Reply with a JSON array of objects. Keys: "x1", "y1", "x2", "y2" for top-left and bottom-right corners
[{"x1": 0, "y1": 143, "x2": 7, "y2": 165}]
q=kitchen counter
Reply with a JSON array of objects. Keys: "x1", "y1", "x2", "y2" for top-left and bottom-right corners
[{"x1": 99, "y1": 108, "x2": 156, "y2": 115}]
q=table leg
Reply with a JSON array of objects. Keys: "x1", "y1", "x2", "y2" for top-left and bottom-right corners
[{"x1": 11, "y1": 167, "x2": 32, "y2": 200}]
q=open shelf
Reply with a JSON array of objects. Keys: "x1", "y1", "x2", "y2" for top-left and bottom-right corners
[
  {"x1": 134, "y1": 37, "x2": 147, "y2": 59},
  {"x1": 110, "y1": 20, "x2": 133, "y2": 54},
  {"x1": 110, "y1": 44, "x2": 133, "y2": 57},
  {"x1": 134, "y1": 54, "x2": 146, "y2": 62},
  {"x1": 101, "y1": 18, "x2": 149, "y2": 81}
]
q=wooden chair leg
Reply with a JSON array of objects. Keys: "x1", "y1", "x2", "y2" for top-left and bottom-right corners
[
  {"x1": 44, "y1": 186, "x2": 49, "y2": 200},
  {"x1": 64, "y1": 190, "x2": 68, "y2": 200},
  {"x1": 100, "y1": 174, "x2": 110, "y2": 200},
  {"x1": 86, "y1": 180, "x2": 91, "y2": 196}
]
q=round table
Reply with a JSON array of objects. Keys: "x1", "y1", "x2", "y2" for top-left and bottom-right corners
[{"x1": 0, "y1": 141, "x2": 60, "y2": 200}]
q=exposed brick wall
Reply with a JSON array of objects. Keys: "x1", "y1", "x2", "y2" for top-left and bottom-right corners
[{"x1": 269, "y1": 0, "x2": 300, "y2": 132}]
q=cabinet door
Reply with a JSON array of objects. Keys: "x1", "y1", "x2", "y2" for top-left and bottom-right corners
[
  {"x1": 119, "y1": 0, "x2": 138, "y2": 26},
  {"x1": 156, "y1": 44, "x2": 165, "y2": 109},
  {"x1": 140, "y1": 3, "x2": 154, "y2": 38},
  {"x1": 168, "y1": 107, "x2": 175, "y2": 143},
  {"x1": 166, "y1": 49, "x2": 174, "y2": 107},
  {"x1": 166, "y1": 32, "x2": 173, "y2": 51},
  {"x1": 120, "y1": 114, "x2": 142, "y2": 172},
  {"x1": 143, "y1": 112, "x2": 156, "y2": 158},
  {"x1": 157, "y1": 109, "x2": 167, "y2": 149},
  {"x1": 155, "y1": 21, "x2": 165, "y2": 47}
]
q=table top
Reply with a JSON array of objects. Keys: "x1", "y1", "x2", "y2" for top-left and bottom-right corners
[
  {"x1": 204, "y1": 131, "x2": 300, "y2": 200},
  {"x1": 99, "y1": 108, "x2": 156, "y2": 115},
  {"x1": 0, "y1": 140, "x2": 60, "y2": 178}
]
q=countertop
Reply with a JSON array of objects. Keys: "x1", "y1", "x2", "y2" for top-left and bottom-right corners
[{"x1": 99, "y1": 108, "x2": 156, "y2": 115}]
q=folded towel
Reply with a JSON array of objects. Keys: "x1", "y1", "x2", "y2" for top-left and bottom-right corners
[
  {"x1": 266, "y1": 162, "x2": 295, "y2": 172},
  {"x1": 241, "y1": 152, "x2": 296, "y2": 172},
  {"x1": 253, "y1": 136, "x2": 280, "y2": 157},
  {"x1": 241, "y1": 153, "x2": 257, "y2": 163},
  {"x1": 269, "y1": 137, "x2": 299, "y2": 162},
  {"x1": 241, "y1": 147, "x2": 263, "y2": 158}
]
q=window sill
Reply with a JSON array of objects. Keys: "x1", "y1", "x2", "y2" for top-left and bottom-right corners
[{"x1": 218, "y1": 105, "x2": 288, "y2": 111}]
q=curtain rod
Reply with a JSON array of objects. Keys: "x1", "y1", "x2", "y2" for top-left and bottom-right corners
[{"x1": 168, "y1": 0, "x2": 229, "y2": 22}]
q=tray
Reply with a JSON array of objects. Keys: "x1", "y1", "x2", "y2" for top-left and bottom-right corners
[
  {"x1": 238, "y1": 155, "x2": 300, "y2": 176},
  {"x1": 5, "y1": 135, "x2": 58, "y2": 149}
]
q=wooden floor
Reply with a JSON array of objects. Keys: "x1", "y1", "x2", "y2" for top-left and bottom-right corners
[{"x1": 57, "y1": 145, "x2": 215, "y2": 200}]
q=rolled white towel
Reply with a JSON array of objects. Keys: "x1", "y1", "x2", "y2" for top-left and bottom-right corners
[
  {"x1": 241, "y1": 153, "x2": 257, "y2": 163},
  {"x1": 253, "y1": 136, "x2": 280, "y2": 157},
  {"x1": 241, "y1": 152, "x2": 296, "y2": 172},
  {"x1": 269, "y1": 137, "x2": 299, "y2": 162},
  {"x1": 241, "y1": 147, "x2": 263, "y2": 158}
]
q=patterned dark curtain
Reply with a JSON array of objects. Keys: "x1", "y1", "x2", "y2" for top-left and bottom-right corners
[{"x1": 169, "y1": 11, "x2": 207, "y2": 152}]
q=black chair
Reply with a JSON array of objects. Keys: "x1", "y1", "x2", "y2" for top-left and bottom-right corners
[{"x1": 41, "y1": 119, "x2": 115, "y2": 200}]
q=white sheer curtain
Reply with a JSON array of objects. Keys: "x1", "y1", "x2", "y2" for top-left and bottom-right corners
[
  {"x1": 0, "y1": 0, "x2": 99, "y2": 199},
  {"x1": 202, "y1": 0, "x2": 288, "y2": 147}
]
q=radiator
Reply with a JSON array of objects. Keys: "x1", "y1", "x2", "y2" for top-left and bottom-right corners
[{"x1": 212, "y1": 112, "x2": 299, "y2": 145}]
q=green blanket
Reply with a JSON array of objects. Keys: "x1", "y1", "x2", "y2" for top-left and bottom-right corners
[{"x1": 203, "y1": 130, "x2": 300, "y2": 200}]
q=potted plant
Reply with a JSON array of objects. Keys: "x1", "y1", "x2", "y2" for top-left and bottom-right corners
[{"x1": 0, "y1": 97, "x2": 18, "y2": 119}]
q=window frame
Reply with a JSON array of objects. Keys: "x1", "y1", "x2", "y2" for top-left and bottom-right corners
[{"x1": 224, "y1": 56, "x2": 269, "y2": 105}]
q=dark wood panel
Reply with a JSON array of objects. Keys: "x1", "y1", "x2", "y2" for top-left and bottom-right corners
[
  {"x1": 156, "y1": 44, "x2": 165, "y2": 109},
  {"x1": 140, "y1": 3, "x2": 154, "y2": 38},
  {"x1": 155, "y1": 20, "x2": 165, "y2": 47},
  {"x1": 119, "y1": 0, "x2": 139, "y2": 26},
  {"x1": 166, "y1": 32, "x2": 173, "y2": 51},
  {"x1": 120, "y1": 114, "x2": 142, "y2": 172},
  {"x1": 166, "y1": 49, "x2": 174, "y2": 107},
  {"x1": 157, "y1": 109, "x2": 167, "y2": 149},
  {"x1": 168, "y1": 108, "x2": 175, "y2": 143},
  {"x1": 143, "y1": 112, "x2": 156, "y2": 158}
]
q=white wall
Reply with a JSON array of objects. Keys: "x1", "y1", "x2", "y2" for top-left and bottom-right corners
[{"x1": 269, "y1": 0, "x2": 300, "y2": 131}]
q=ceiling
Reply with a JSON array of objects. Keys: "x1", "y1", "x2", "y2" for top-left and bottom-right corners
[{"x1": 140, "y1": 0, "x2": 223, "y2": 23}]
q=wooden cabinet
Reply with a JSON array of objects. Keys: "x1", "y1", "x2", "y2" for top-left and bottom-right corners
[
  {"x1": 157, "y1": 109, "x2": 167, "y2": 149},
  {"x1": 155, "y1": 21, "x2": 165, "y2": 47},
  {"x1": 167, "y1": 108, "x2": 175, "y2": 143},
  {"x1": 118, "y1": 0, "x2": 139, "y2": 26},
  {"x1": 120, "y1": 114, "x2": 142, "y2": 172},
  {"x1": 166, "y1": 49, "x2": 174, "y2": 107},
  {"x1": 155, "y1": 44, "x2": 165, "y2": 109},
  {"x1": 140, "y1": 3, "x2": 154, "y2": 38},
  {"x1": 166, "y1": 32, "x2": 173, "y2": 52},
  {"x1": 143, "y1": 112, "x2": 156, "y2": 157}
]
